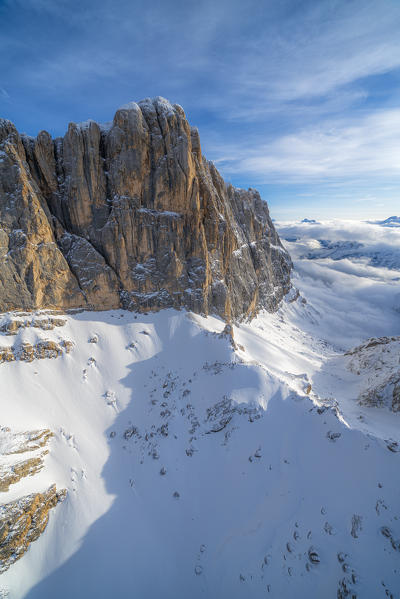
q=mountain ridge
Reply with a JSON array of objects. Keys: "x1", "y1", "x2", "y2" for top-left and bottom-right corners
[{"x1": 0, "y1": 97, "x2": 291, "y2": 320}]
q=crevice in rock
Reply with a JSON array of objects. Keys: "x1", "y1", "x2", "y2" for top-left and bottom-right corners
[
  {"x1": 154, "y1": 102, "x2": 173, "y2": 193},
  {"x1": 0, "y1": 99, "x2": 292, "y2": 319}
]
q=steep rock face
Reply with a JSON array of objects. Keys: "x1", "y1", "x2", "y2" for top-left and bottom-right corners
[{"x1": 0, "y1": 97, "x2": 291, "y2": 319}]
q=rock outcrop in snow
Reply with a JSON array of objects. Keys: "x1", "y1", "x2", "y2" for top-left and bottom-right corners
[
  {"x1": 345, "y1": 336, "x2": 400, "y2": 412},
  {"x1": 0, "y1": 338, "x2": 73, "y2": 364},
  {"x1": 0, "y1": 427, "x2": 66, "y2": 574},
  {"x1": 0, "y1": 485, "x2": 66, "y2": 574},
  {"x1": 0, "y1": 315, "x2": 66, "y2": 335},
  {"x1": 0, "y1": 97, "x2": 291, "y2": 320},
  {"x1": 0, "y1": 428, "x2": 53, "y2": 495}
]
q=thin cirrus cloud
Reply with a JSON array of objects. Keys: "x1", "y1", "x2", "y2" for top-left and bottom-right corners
[
  {"x1": 3, "y1": 1, "x2": 399, "y2": 107},
  {"x1": 192, "y1": 0, "x2": 400, "y2": 120},
  {"x1": 213, "y1": 109, "x2": 400, "y2": 182},
  {"x1": 1, "y1": 0, "x2": 400, "y2": 218}
]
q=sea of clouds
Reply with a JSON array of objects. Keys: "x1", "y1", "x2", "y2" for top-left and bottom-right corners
[{"x1": 276, "y1": 219, "x2": 400, "y2": 348}]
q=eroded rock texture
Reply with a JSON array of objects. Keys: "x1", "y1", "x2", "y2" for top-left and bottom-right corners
[
  {"x1": 0, "y1": 427, "x2": 53, "y2": 493},
  {"x1": 345, "y1": 336, "x2": 400, "y2": 412},
  {"x1": 0, "y1": 97, "x2": 291, "y2": 319},
  {"x1": 0, "y1": 427, "x2": 66, "y2": 573},
  {"x1": 0, "y1": 339, "x2": 73, "y2": 364},
  {"x1": 0, "y1": 485, "x2": 66, "y2": 573}
]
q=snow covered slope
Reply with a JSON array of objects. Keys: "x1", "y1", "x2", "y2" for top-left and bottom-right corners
[{"x1": 0, "y1": 219, "x2": 399, "y2": 599}]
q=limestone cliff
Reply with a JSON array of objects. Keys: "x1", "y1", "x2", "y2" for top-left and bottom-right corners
[{"x1": 0, "y1": 97, "x2": 291, "y2": 319}]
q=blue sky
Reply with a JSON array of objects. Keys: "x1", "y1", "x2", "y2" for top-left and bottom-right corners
[{"x1": 1, "y1": 0, "x2": 400, "y2": 220}]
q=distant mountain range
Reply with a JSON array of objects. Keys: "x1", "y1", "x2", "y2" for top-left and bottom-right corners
[{"x1": 371, "y1": 216, "x2": 400, "y2": 227}]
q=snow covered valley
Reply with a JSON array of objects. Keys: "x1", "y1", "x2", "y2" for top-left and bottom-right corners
[{"x1": 1, "y1": 219, "x2": 400, "y2": 599}]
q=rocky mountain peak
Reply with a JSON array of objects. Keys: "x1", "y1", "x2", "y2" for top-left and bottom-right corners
[{"x1": 0, "y1": 98, "x2": 291, "y2": 319}]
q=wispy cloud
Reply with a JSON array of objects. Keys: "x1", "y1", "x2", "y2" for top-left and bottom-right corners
[
  {"x1": 1, "y1": 0, "x2": 400, "y2": 218},
  {"x1": 212, "y1": 108, "x2": 400, "y2": 182},
  {"x1": 190, "y1": 0, "x2": 400, "y2": 120},
  {"x1": 3, "y1": 0, "x2": 400, "y2": 111}
]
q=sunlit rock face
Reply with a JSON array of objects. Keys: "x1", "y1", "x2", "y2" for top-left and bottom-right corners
[
  {"x1": 0, "y1": 97, "x2": 291, "y2": 319},
  {"x1": 0, "y1": 426, "x2": 66, "y2": 574}
]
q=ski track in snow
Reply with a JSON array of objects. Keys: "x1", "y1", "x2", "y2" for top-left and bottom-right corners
[{"x1": 0, "y1": 219, "x2": 399, "y2": 598}]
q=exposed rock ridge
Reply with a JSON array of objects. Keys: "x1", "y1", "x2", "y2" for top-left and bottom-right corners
[
  {"x1": 0, "y1": 485, "x2": 66, "y2": 573},
  {"x1": 0, "y1": 97, "x2": 291, "y2": 319},
  {"x1": 0, "y1": 338, "x2": 74, "y2": 364},
  {"x1": 0, "y1": 427, "x2": 53, "y2": 493},
  {"x1": 0, "y1": 315, "x2": 66, "y2": 335},
  {"x1": 0, "y1": 427, "x2": 66, "y2": 573}
]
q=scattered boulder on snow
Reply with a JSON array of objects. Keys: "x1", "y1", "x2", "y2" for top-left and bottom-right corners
[
  {"x1": 123, "y1": 426, "x2": 138, "y2": 440},
  {"x1": 380, "y1": 526, "x2": 400, "y2": 552},
  {"x1": 326, "y1": 431, "x2": 341, "y2": 442},
  {"x1": 324, "y1": 522, "x2": 334, "y2": 535},
  {"x1": 350, "y1": 515, "x2": 362, "y2": 539},
  {"x1": 385, "y1": 440, "x2": 399, "y2": 453},
  {"x1": 204, "y1": 395, "x2": 261, "y2": 436},
  {"x1": 307, "y1": 547, "x2": 320, "y2": 565},
  {"x1": 337, "y1": 576, "x2": 358, "y2": 599}
]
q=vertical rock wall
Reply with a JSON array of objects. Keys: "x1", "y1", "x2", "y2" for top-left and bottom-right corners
[{"x1": 0, "y1": 97, "x2": 291, "y2": 320}]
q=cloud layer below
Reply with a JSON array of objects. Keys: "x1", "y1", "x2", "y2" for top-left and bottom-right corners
[{"x1": 277, "y1": 219, "x2": 400, "y2": 347}]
